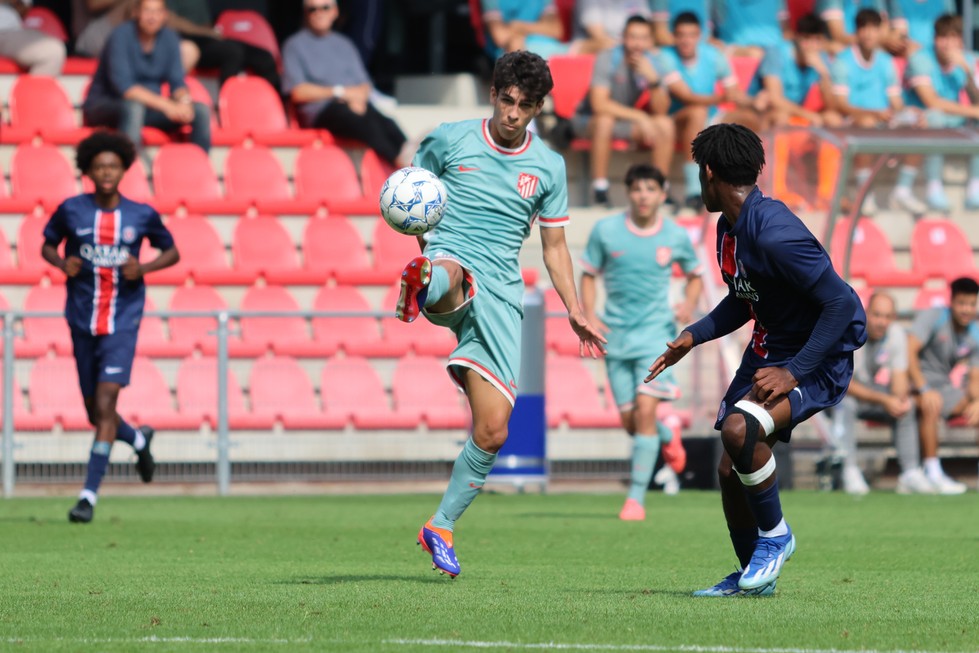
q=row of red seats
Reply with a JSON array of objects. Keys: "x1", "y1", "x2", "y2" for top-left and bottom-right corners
[
  {"x1": 5, "y1": 354, "x2": 691, "y2": 432},
  {"x1": 0, "y1": 140, "x2": 394, "y2": 215},
  {"x1": 7, "y1": 214, "x2": 416, "y2": 286}
]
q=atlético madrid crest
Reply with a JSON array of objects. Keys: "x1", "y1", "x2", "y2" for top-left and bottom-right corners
[
  {"x1": 656, "y1": 246, "x2": 672, "y2": 266},
  {"x1": 517, "y1": 173, "x2": 539, "y2": 199}
]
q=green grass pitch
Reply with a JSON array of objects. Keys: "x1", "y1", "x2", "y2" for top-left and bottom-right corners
[{"x1": 1, "y1": 491, "x2": 977, "y2": 652}]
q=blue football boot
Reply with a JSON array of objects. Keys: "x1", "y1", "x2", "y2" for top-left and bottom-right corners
[
  {"x1": 738, "y1": 527, "x2": 796, "y2": 590},
  {"x1": 417, "y1": 517, "x2": 460, "y2": 578}
]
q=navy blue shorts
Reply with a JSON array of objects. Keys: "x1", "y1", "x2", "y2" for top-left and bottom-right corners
[
  {"x1": 713, "y1": 352, "x2": 855, "y2": 442},
  {"x1": 71, "y1": 329, "x2": 138, "y2": 397}
]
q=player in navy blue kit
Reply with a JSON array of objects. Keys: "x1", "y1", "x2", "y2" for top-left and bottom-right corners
[
  {"x1": 42, "y1": 131, "x2": 179, "y2": 523},
  {"x1": 647, "y1": 124, "x2": 866, "y2": 596}
]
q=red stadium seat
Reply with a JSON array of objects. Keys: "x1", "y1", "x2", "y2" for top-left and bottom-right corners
[
  {"x1": 176, "y1": 356, "x2": 269, "y2": 429},
  {"x1": 231, "y1": 215, "x2": 313, "y2": 284},
  {"x1": 218, "y1": 76, "x2": 320, "y2": 146},
  {"x1": 214, "y1": 10, "x2": 281, "y2": 63},
  {"x1": 546, "y1": 356, "x2": 617, "y2": 428},
  {"x1": 249, "y1": 356, "x2": 344, "y2": 429},
  {"x1": 155, "y1": 216, "x2": 252, "y2": 285},
  {"x1": 19, "y1": 284, "x2": 72, "y2": 357},
  {"x1": 10, "y1": 144, "x2": 78, "y2": 209},
  {"x1": 369, "y1": 218, "x2": 425, "y2": 279},
  {"x1": 294, "y1": 144, "x2": 375, "y2": 214},
  {"x1": 81, "y1": 157, "x2": 152, "y2": 204},
  {"x1": 787, "y1": 0, "x2": 816, "y2": 30},
  {"x1": 0, "y1": 228, "x2": 37, "y2": 284},
  {"x1": 544, "y1": 288, "x2": 580, "y2": 355},
  {"x1": 168, "y1": 284, "x2": 227, "y2": 353},
  {"x1": 223, "y1": 145, "x2": 320, "y2": 214},
  {"x1": 302, "y1": 215, "x2": 378, "y2": 285},
  {"x1": 311, "y1": 285, "x2": 397, "y2": 357},
  {"x1": 116, "y1": 357, "x2": 200, "y2": 429},
  {"x1": 14, "y1": 213, "x2": 60, "y2": 284},
  {"x1": 730, "y1": 55, "x2": 762, "y2": 93},
  {"x1": 913, "y1": 286, "x2": 949, "y2": 310},
  {"x1": 320, "y1": 357, "x2": 418, "y2": 429},
  {"x1": 23, "y1": 7, "x2": 68, "y2": 41},
  {"x1": 6, "y1": 76, "x2": 91, "y2": 144},
  {"x1": 136, "y1": 295, "x2": 191, "y2": 357},
  {"x1": 910, "y1": 218, "x2": 979, "y2": 282},
  {"x1": 1, "y1": 366, "x2": 50, "y2": 430},
  {"x1": 29, "y1": 356, "x2": 90, "y2": 430},
  {"x1": 0, "y1": 164, "x2": 35, "y2": 213},
  {"x1": 392, "y1": 356, "x2": 470, "y2": 429},
  {"x1": 237, "y1": 285, "x2": 315, "y2": 357},
  {"x1": 151, "y1": 143, "x2": 247, "y2": 214},
  {"x1": 548, "y1": 54, "x2": 596, "y2": 120},
  {"x1": 830, "y1": 218, "x2": 925, "y2": 287},
  {"x1": 360, "y1": 148, "x2": 396, "y2": 203},
  {"x1": 380, "y1": 283, "x2": 456, "y2": 357}
]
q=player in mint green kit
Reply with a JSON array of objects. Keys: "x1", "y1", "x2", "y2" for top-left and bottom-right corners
[
  {"x1": 396, "y1": 50, "x2": 607, "y2": 578},
  {"x1": 580, "y1": 164, "x2": 702, "y2": 521}
]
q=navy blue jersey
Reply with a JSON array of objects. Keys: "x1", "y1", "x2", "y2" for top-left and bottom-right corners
[
  {"x1": 43, "y1": 194, "x2": 174, "y2": 335},
  {"x1": 713, "y1": 187, "x2": 865, "y2": 366}
]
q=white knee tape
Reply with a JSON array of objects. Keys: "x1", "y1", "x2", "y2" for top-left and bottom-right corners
[
  {"x1": 736, "y1": 455, "x2": 776, "y2": 486},
  {"x1": 734, "y1": 400, "x2": 775, "y2": 437}
]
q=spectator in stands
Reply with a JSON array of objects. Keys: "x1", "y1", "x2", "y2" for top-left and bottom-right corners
[
  {"x1": 649, "y1": 0, "x2": 711, "y2": 47},
  {"x1": 661, "y1": 11, "x2": 768, "y2": 211},
  {"x1": 72, "y1": 0, "x2": 132, "y2": 58},
  {"x1": 891, "y1": 0, "x2": 955, "y2": 53},
  {"x1": 41, "y1": 131, "x2": 179, "y2": 523},
  {"x1": 0, "y1": 0, "x2": 66, "y2": 74},
  {"x1": 829, "y1": 8, "x2": 925, "y2": 216},
  {"x1": 574, "y1": 0, "x2": 652, "y2": 54},
  {"x1": 756, "y1": 14, "x2": 839, "y2": 127},
  {"x1": 571, "y1": 15, "x2": 676, "y2": 207},
  {"x1": 833, "y1": 291, "x2": 933, "y2": 495},
  {"x1": 904, "y1": 14, "x2": 979, "y2": 211},
  {"x1": 481, "y1": 0, "x2": 568, "y2": 60},
  {"x1": 816, "y1": 0, "x2": 893, "y2": 53},
  {"x1": 580, "y1": 163, "x2": 702, "y2": 517},
  {"x1": 711, "y1": 0, "x2": 787, "y2": 56},
  {"x1": 166, "y1": 0, "x2": 280, "y2": 90},
  {"x1": 907, "y1": 276, "x2": 977, "y2": 495},
  {"x1": 82, "y1": 0, "x2": 211, "y2": 154},
  {"x1": 283, "y1": 0, "x2": 409, "y2": 167}
]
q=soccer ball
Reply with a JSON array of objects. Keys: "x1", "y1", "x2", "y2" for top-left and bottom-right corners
[{"x1": 378, "y1": 167, "x2": 448, "y2": 235}]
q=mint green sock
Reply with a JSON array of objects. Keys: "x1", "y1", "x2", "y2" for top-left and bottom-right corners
[
  {"x1": 432, "y1": 438, "x2": 497, "y2": 530},
  {"x1": 683, "y1": 163, "x2": 700, "y2": 198},
  {"x1": 895, "y1": 165, "x2": 917, "y2": 190},
  {"x1": 626, "y1": 434, "x2": 659, "y2": 504},
  {"x1": 423, "y1": 264, "x2": 449, "y2": 308},
  {"x1": 925, "y1": 155, "x2": 943, "y2": 182},
  {"x1": 656, "y1": 419, "x2": 672, "y2": 444}
]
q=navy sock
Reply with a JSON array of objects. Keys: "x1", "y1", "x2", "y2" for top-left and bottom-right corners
[
  {"x1": 116, "y1": 420, "x2": 137, "y2": 447},
  {"x1": 83, "y1": 441, "x2": 112, "y2": 496},
  {"x1": 728, "y1": 527, "x2": 758, "y2": 569},
  {"x1": 744, "y1": 479, "x2": 783, "y2": 533}
]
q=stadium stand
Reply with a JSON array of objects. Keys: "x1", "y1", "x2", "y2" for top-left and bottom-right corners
[
  {"x1": 223, "y1": 145, "x2": 321, "y2": 215},
  {"x1": 311, "y1": 285, "x2": 398, "y2": 357},
  {"x1": 358, "y1": 148, "x2": 396, "y2": 203},
  {"x1": 214, "y1": 10, "x2": 282, "y2": 64},
  {"x1": 136, "y1": 295, "x2": 191, "y2": 358},
  {"x1": 116, "y1": 356, "x2": 201, "y2": 430},
  {"x1": 249, "y1": 355, "x2": 346, "y2": 429},
  {"x1": 320, "y1": 356, "x2": 419, "y2": 429},
  {"x1": 829, "y1": 217, "x2": 925, "y2": 287},
  {"x1": 231, "y1": 214, "x2": 309, "y2": 284},
  {"x1": 29, "y1": 356, "x2": 90, "y2": 430},
  {"x1": 167, "y1": 284, "x2": 227, "y2": 354},
  {"x1": 152, "y1": 143, "x2": 248, "y2": 214},
  {"x1": 910, "y1": 218, "x2": 979, "y2": 283},
  {"x1": 10, "y1": 143, "x2": 78, "y2": 210},
  {"x1": 301, "y1": 215, "x2": 374, "y2": 285},
  {"x1": 22, "y1": 6, "x2": 69, "y2": 43},
  {"x1": 6, "y1": 75, "x2": 91, "y2": 145},
  {"x1": 218, "y1": 75, "x2": 322, "y2": 147},
  {"x1": 912, "y1": 285, "x2": 950, "y2": 310},
  {"x1": 391, "y1": 356, "x2": 470, "y2": 429},
  {"x1": 176, "y1": 356, "x2": 270, "y2": 429},
  {"x1": 236, "y1": 284, "x2": 311, "y2": 357},
  {"x1": 155, "y1": 216, "x2": 253, "y2": 286},
  {"x1": 544, "y1": 287, "x2": 582, "y2": 355},
  {"x1": 19, "y1": 284, "x2": 71, "y2": 357},
  {"x1": 293, "y1": 144, "x2": 375, "y2": 214},
  {"x1": 380, "y1": 283, "x2": 456, "y2": 357},
  {"x1": 13, "y1": 213, "x2": 57, "y2": 283},
  {"x1": 546, "y1": 355, "x2": 618, "y2": 428}
]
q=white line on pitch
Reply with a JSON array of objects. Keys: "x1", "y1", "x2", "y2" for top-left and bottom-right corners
[
  {"x1": 383, "y1": 638, "x2": 968, "y2": 653},
  {"x1": 6, "y1": 636, "x2": 311, "y2": 645}
]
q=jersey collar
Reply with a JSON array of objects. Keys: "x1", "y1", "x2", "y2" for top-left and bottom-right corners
[
  {"x1": 625, "y1": 212, "x2": 663, "y2": 236},
  {"x1": 482, "y1": 119, "x2": 532, "y2": 155}
]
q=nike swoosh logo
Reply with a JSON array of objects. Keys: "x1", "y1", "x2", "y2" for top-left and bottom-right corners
[
  {"x1": 458, "y1": 165, "x2": 479, "y2": 172},
  {"x1": 610, "y1": 251, "x2": 625, "y2": 258},
  {"x1": 76, "y1": 228, "x2": 94, "y2": 236},
  {"x1": 469, "y1": 483, "x2": 483, "y2": 489},
  {"x1": 104, "y1": 367, "x2": 123, "y2": 374},
  {"x1": 508, "y1": 380, "x2": 518, "y2": 390}
]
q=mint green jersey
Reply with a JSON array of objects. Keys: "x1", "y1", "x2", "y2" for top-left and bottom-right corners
[
  {"x1": 413, "y1": 119, "x2": 570, "y2": 312},
  {"x1": 581, "y1": 213, "x2": 701, "y2": 359}
]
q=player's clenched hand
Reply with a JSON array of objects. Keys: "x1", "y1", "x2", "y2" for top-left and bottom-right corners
[
  {"x1": 569, "y1": 309, "x2": 607, "y2": 359},
  {"x1": 62, "y1": 256, "x2": 83, "y2": 278},
  {"x1": 645, "y1": 331, "x2": 693, "y2": 383},
  {"x1": 751, "y1": 366, "x2": 798, "y2": 407},
  {"x1": 121, "y1": 255, "x2": 144, "y2": 281},
  {"x1": 883, "y1": 395, "x2": 911, "y2": 419}
]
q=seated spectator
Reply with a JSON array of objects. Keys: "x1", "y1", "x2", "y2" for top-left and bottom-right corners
[
  {"x1": 481, "y1": 0, "x2": 568, "y2": 60},
  {"x1": 660, "y1": 12, "x2": 768, "y2": 210},
  {"x1": 0, "y1": 0, "x2": 66, "y2": 74},
  {"x1": 890, "y1": 0, "x2": 955, "y2": 54},
  {"x1": 829, "y1": 8, "x2": 925, "y2": 216},
  {"x1": 833, "y1": 291, "x2": 932, "y2": 495},
  {"x1": 649, "y1": 0, "x2": 711, "y2": 47},
  {"x1": 82, "y1": 0, "x2": 211, "y2": 154},
  {"x1": 904, "y1": 14, "x2": 979, "y2": 211},
  {"x1": 816, "y1": 0, "x2": 893, "y2": 53},
  {"x1": 574, "y1": 0, "x2": 652, "y2": 54},
  {"x1": 571, "y1": 16, "x2": 675, "y2": 207},
  {"x1": 166, "y1": 0, "x2": 280, "y2": 90},
  {"x1": 283, "y1": 0, "x2": 408, "y2": 167},
  {"x1": 756, "y1": 14, "x2": 839, "y2": 127},
  {"x1": 907, "y1": 277, "x2": 978, "y2": 495},
  {"x1": 711, "y1": 0, "x2": 787, "y2": 56},
  {"x1": 71, "y1": 0, "x2": 132, "y2": 58}
]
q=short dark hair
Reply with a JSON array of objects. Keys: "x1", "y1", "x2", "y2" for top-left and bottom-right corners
[
  {"x1": 624, "y1": 14, "x2": 652, "y2": 31},
  {"x1": 492, "y1": 50, "x2": 553, "y2": 104},
  {"x1": 950, "y1": 276, "x2": 979, "y2": 298},
  {"x1": 795, "y1": 14, "x2": 828, "y2": 38},
  {"x1": 855, "y1": 8, "x2": 882, "y2": 29},
  {"x1": 625, "y1": 163, "x2": 666, "y2": 188},
  {"x1": 690, "y1": 123, "x2": 765, "y2": 186},
  {"x1": 672, "y1": 11, "x2": 701, "y2": 30},
  {"x1": 76, "y1": 130, "x2": 137, "y2": 173},
  {"x1": 934, "y1": 14, "x2": 962, "y2": 38}
]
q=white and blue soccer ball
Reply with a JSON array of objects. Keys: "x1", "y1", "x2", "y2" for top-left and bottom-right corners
[{"x1": 379, "y1": 167, "x2": 448, "y2": 236}]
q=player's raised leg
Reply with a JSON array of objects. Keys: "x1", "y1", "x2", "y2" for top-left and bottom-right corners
[{"x1": 396, "y1": 258, "x2": 464, "y2": 323}]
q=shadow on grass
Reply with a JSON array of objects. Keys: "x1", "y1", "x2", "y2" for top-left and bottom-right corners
[
  {"x1": 278, "y1": 574, "x2": 449, "y2": 585},
  {"x1": 515, "y1": 512, "x2": 618, "y2": 520}
]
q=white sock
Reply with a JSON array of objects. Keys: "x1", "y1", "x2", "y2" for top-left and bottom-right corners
[
  {"x1": 891, "y1": 185, "x2": 911, "y2": 199},
  {"x1": 79, "y1": 489, "x2": 98, "y2": 505},
  {"x1": 923, "y1": 457, "x2": 943, "y2": 480},
  {"x1": 855, "y1": 168, "x2": 871, "y2": 186},
  {"x1": 759, "y1": 517, "x2": 788, "y2": 538},
  {"x1": 927, "y1": 180, "x2": 944, "y2": 195},
  {"x1": 592, "y1": 178, "x2": 609, "y2": 191},
  {"x1": 133, "y1": 429, "x2": 147, "y2": 452},
  {"x1": 968, "y1": 179, "x2": 979, "y2": 197}
]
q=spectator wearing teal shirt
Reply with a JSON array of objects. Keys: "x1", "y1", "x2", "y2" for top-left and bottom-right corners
[
  {"x1": 649, "y1": 0, "x2": 711, "y2": 46},
  {"x1": 891, "y1": 0, "x2": 956, "y2": 51},
  {"x1": 712, "y1": 0, "x2": 787, "y2": 54},
  {"x1": 481, "y1": 0, "x2": 567, "y2": 60}
]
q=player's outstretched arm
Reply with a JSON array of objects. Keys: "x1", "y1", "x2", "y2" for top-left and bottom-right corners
[{"x1": 645, "y1": 331, "x2": 694, "y2": 383}]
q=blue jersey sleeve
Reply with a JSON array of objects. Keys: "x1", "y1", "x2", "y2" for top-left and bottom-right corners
[
  {"x1": 412, "y1": 124, "x2": 451, "y2": 176},
  {"x1": 144, "y1": 208, "x2": 175, "y2": 251},
  {"x1": 43, "y1": 204, "x2": 69, "y2": 246},
  {"x1": 785, "y1": 266, "x2": 861, "y2": 380},
  {"x1": 685, "y1": 292, "x2": 751, "y2": 345},
  {"x1": 580, "y1": 221, "x2": 606, "y2": 275}
]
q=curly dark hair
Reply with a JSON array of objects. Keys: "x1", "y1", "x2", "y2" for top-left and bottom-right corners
[
  {"x1": 624, "y1": 163, "x2": 666, "y2": 189},
  {"x1": 76, "y1": 130, "x2": 137, "y2": 173},
  {"x1": 691, "y1": 123, "x2": 765, "y2": 186},
  {"x1": 491, "y1": 50, "x2": 554, "y2": 104}
]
